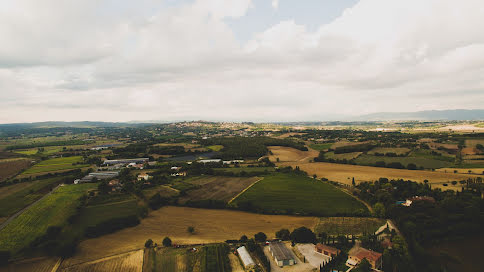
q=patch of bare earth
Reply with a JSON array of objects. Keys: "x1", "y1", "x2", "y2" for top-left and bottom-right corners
[{"x1": 268, "y1": 146, "x2": 318, "y2": 163}]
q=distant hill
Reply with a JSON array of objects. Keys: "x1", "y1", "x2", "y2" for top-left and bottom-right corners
[{"x1": 355, "y1": 109, "x2": 484, "y2": 121}]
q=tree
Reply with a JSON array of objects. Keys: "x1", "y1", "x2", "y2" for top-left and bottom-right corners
[
  {"x1": 407, "y1": 163, "x2": 417, "y2": 170},
  {"x1": 352, "y1": 177, "x2": 356, "y2": 186},
  {"x1": 373, "y1": 202, "x2": 386, "y2": 218},
  {"x1": 255, "y1": 232, "x2": 267, "y2": 242},
  {"x1": 240, "y1": 235, "x2": 248, "y2": 243},
  {"x1": 98, "y1": 180, "x2": 110, "y2": 194},
  {"x1": 162, "y1": 237, "x2": 172, "y2": 247},
  {"x1": 187, "y1": 226, "x2": 195, "y2": 234},
  {"x1": 276, "y1": 229, "x2": 290, "y2": 240},
  {"x1": 290, "y1": 227, "x2": 316, "y2": 243},
  {"x1": 0, "y1": 251, "x2": 10, "y2": 265},
  {"x1": 246, "y1": 238, "x2": 257, "y2": 252},
  {"x1": 145, "y1": 239, "x2": 153, "y2": 248},
  {"x1": 353, "y1": 258, "x2": 371, "y2": 272}
]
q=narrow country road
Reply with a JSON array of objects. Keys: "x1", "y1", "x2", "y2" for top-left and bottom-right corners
[{"x1": 0, "y1": 184, "x2": 61, "y2": 231}]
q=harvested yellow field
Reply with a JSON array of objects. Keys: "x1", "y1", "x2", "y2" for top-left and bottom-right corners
[
  {"x1": 66, "y1": 207, "x2": 318, "y2": 265},
  {"x1": 277, "y1": 162, "x2": 475, "y2": 186},
  {"x1": 61, "y1": 250, "x2": 143, "y2": 272},
  {"x1": 436, "y1": 168, "x2": 484, "y2": 175},
  {"x1": 268, "y1": 146, "x2": 318, "y2": 162},
  {"x1": 0, "y1": 257, "x2": 59, "y2": 272}
]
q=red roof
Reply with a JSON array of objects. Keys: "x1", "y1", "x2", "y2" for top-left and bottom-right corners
[
  {"x1": 315, "y1": 243, "x2": 340, "y2": 255},
  {"x1": 353, "y1": 248, "x2": 382, "y2": 263}
]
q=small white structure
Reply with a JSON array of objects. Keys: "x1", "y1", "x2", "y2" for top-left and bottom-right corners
[
  {"x1": 237, "y1": 246, "x2": 255, "y2": 269},
  {"x1": 199, "y1": 159, "x2": 222, "y2": 163},
  {"x1": 171, "y1": 166, "x2": 181, "y2": 171},
  {"x1": 137, "y1": 173, "x2": 151, "y2": 181}
]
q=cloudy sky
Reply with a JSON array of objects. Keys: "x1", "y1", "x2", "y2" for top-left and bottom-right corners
[{"x1": 1, "y1": 0, "x2": 484, "y2": 123}]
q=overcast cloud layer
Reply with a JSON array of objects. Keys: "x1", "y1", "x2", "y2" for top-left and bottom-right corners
[{"x1": 1, "y1": 0, "x2": 484, "y2": 123}]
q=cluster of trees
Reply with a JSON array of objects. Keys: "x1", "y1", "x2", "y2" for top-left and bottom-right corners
[
  {"x1": 201, "y1": 136, "x2": 307, "y2": 160},
  {"x1": 355, "y1": 178, "x2": 484, "y2": 271},
  {"x1": 333, "y1": 143, "x2": 375, "y2": 154},
  {"x1": 372, "y1": 152, "x2": 408, "y2": 157},
  {"x1": 85, "y1": 215, "x2": 140, "y2": 238}
]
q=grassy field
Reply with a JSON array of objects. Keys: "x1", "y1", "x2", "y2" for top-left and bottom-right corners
[
  {"x1": 178, "y1": 176, "x2": 260, "y2": 204},
  {"x1": 0, "y1": 158, "x2": 31, "y2": 182},
  {"x1": 61, "y1": 250, "x2": 143, "y2": 272},
  {"x1": 22, "y1": 156, "x2": 88, "y2": 175},
  {"x1": 232, "y1": 173, "x2": 368, "y2": 216},
  {"x1": 309, "y1": 143, "x2": 333, "y2": 151},
  {"x1": 367, "y1": 147, "x2": 410, "y2": 155},
  {"x1": 143, "y1": 185, "x2": 179, "y2": 199},
  {"x1": 14, "y1": 145, "x2": 72, "y2": 156},
  {"x1": 314, "y1": 217, "x2": 386, "y2": 235},
  {"x1": 207, "y1": 145, "x2": 224, "y2": 152},
  {"x1": 324, "y1": 151, "x2": 362, "y2": 160},
  {"x1": 0, "y1": 176, "x2": 68, "y2": 217},
  {"x1": 75, "y1": 197, "x2": 139, "y2": 230},
  {"x1": 65, "y1": 206, "x2": 318, "y2": 264},
  {"x1": 0, "y1": 183, "x2": 96, "y2": 254}
]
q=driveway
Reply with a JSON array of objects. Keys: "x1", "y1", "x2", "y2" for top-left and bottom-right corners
[
  {"x1": 296, "y1": 244, "x2": 331, "y2": 268},
  {"x1": 263, "y1": 243, "x2": 316, "y2": 272}
]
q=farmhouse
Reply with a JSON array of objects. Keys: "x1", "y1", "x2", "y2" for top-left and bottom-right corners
[
  {"x1": 236, "y1": 246, "x2": 255, "y2": 269},
  {"x1": 403, "y1": 196, "x2": 436, "y2": 207},
  {"x1": 347, "y1": 248, "x2": 382, "y2": 269},
  {"x1": 315, "y1": 243, "x2": 340, "y2": 258},
  {"x1": 269, "y1": 242, "x2": 296, "y2": 267},
  {"x1": 103, "y1": 158, "x2": 149, "y2": 166}
]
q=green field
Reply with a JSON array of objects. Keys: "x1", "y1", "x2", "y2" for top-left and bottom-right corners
[
  {"x1": 22, "y1": 156, "x2": 89, "y2": 174},
  {"x1": 0, "y1": 176, "x2": 68, "y2": 217},
  {"x1": 232, "y1": 173, "x2": 368, "y2": 216},
  {"x1": 0, "y1": 183, "x2": 96, "y2": 253},
  {"x1": 75, "y1": 197, "x2": 139, "y2": 230},
  {"x1": 367, "y1": 147, "x2": 410, "y2": 155},
  {"x1": 324, "y1": 151, "x2": 362, "y2": 160},
  {"x1": 309, "y1": 143, "x2": 334, "y2": 151},
  {"x1": 315, "y1": 217, "x2": 386, "y2": 235},
  {"x1": 15, "y1": 146, "x2": 66, "y2": 155},
  {"x1": 207, "y1": 145, "x2": 224, "y2": 152}
]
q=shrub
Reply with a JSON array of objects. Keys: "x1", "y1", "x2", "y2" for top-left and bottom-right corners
[{"x1": 162, "y1": 237, "x2": 172, "y2": 247}]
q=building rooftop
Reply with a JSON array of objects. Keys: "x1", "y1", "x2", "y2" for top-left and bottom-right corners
[
  {"x1": 315, "y1": 243, "x2": 340, "y2": 255},
  {"x1": 237, "y1": 246, "x2": 255, "y2": 267},
  {"x1": 352, "y1": 248, "x2": 382, "y2": 263},
  {"x1": 269, "y1": 242, "x2": 294, "y2": 261}
]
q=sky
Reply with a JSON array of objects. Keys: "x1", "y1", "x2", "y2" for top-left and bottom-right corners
[{"x1": 1, "y1": 0, "x2": 484, "y2": 123}]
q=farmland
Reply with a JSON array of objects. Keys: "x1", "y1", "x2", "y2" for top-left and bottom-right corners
[
  {"x1": 267, "y1": 146, "x2": 318, "y2": 162},
  {"x1": 308, "y1": 143, "x2": 333, "y2": 151},
  {"x1": 213, "y1": 166, "x2": 275, "y2": 174},
  {"x1": 61, "y1": 250, "x2": 143, "y2": 272},
  {"x1": 354, "y1": 153, "x2": 453, "y2": 169},
  {"x1": 314, "y1": 217, "x2": 386, "y2": 235},
  {"x1": 22, "y1": 156, "x2": 88, "y2": 175},
  {"x1": 278, "y1": 161, "x2": 475, "y2": 188},
  {"x1": 0, "y1": 183, "x2": 96, "y2": 254},
  {"x1": 0, "y1": 257, "x2": 59, "y2": 272},
  {"x1": 207, "y1": 145, "x2": 224, "y2": 151},
  {"x1": 65, "y1": 206, "x2": 318, "y2": 264},
  {"x1": 179, "y1": 176, "x2": 260, "y2": 204},
  {"x1": 367, "y1": 147, "x2": 411, "y2": 155},
  {"x1": 324, "y1": 151, "x2": 362, "y2": 160},
  {"x1": 0, "y1": 158, "x2": 31, "y2": 182},
  {"x1": 0, "y1": 176, "x2": 69, "y2": 218},
  {"x1": 232, "y1": 173, "x2": 368, "y2": 216},
  {"x1": 144, "y1": 244, "x2": 230, "y2": 272}
]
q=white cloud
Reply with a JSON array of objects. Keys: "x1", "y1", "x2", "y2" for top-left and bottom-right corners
[
  {"x1": 272, "y1": 0, "x2": 279, "y2": 9},
  {"x1": 1, "y1": 0, "x2": 484, "y2": 123}
]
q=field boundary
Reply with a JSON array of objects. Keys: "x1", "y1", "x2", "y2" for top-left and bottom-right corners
[
  {"x1": 61, "y1": 248, "x2": 144, "y2": 269},
  {"x1": 227, "y1": 177, "x2": 263, "y2": 204}
]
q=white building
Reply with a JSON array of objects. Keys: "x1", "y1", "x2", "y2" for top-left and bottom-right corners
[{"x1": 237, "y1": 246, "x2": 255, "y2": 269}]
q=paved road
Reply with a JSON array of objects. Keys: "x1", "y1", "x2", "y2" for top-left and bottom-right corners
[{"x1": 0, "y1": 185, "x2": 61, "y2": 231}]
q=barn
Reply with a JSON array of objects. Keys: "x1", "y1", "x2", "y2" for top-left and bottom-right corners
[{"x1": 269, "y1": 242, "x2": 296, "y2": 267}]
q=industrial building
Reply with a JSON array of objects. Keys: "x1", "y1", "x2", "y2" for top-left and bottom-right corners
[
  {"x1": 269, "y1": 242, "x2": 296, "y2": 267},
  {"x1": 74, "y1": 171, "x2": 119, "y2": 184},
  {"x1": 236, "y1": 246, "x2": 255, "y2": 269}
]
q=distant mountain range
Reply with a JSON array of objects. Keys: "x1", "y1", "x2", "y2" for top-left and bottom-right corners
[{"x1": 354, "y1": 109, "x2": 484, "y2": 121}]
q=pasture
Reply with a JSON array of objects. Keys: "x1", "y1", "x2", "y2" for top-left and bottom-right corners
[
  {"x1": 232, "y1": 173, "x2": 368, "y2": 216},
  {"x1": 178, "y1": 176, "x2": 260, "y2": 204},
  {"x1": 367, "y1": 147, "x2": 410, "y2": 155},
  {"x1": 0, "y1": 158, "x2": 31, "y2": 182},
  {"x1": 324, "y1": 151, "x2": 362, "y2": 160},
  {"x1": 207, "y1": 145, "x2": 224, "y2": 151},
  {"x1": 65, "y1": 206, "x2": 318, "y2": 264},
  {"x1": 22, "y1": 156, "x2": 88, "y2": 175},
  {"x1": 277, "y1": 161, "x2": 476, "y2": 188},
  {"x1": 0, "y1": 176, "x2": 68, "y2": 217},
  {"x1": 314, "y1": 217, "x2": 386, "y2": 235},
  {"x1": 0, "y1": 183, "x2": 96, "y2": 254},
  {"x1": 308, "y1": 143, "x2": 333, "y2": 151},
  {"x1": 61, "y1": 250, "x2": 143, "y2": 272}
]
